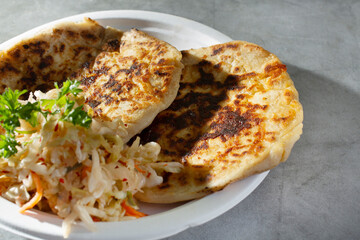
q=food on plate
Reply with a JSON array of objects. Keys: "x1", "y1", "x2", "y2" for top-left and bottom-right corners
[
  {"x1": 0, "y1": 18, "x2": 123, "y2": 94},
  {"x1": 76, "y1": 28, "x2": 183, "y2": 142},
  {"x1": 0, "y1": 16, "x2": 303, "y2": 238},
  {"x1": 0, "y1": 80, "x2": 182, "y2": 238},
  {"x1": 135, "y1": 41, "x2": 303, "y2": 203},
  {"x1": 0, "y1": 19, "x2": 183, "y2": 238}
]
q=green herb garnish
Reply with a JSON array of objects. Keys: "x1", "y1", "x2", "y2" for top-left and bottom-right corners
[
  {"x1": 40, "y1": 80, "x2": 92, "y2": 128},
  {"x1": 41, "y1": 80, "x2": 83, "y2": 112},
  {"x1": 0, "y1": 88, "x2": 41, "y2": 133},
  {"x1": 59, "y1": 98, "x2": 91, "y2": 128},
  {"x1": 0, "y1": 79, "x2": 92, "y2": 158},
  {"x1": 0, "y1": 134, "x2": 19, "y2": 158}
]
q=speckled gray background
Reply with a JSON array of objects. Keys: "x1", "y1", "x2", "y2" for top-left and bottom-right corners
[{"x1": 0, "y1": 0, "x2": 359, "y2": 239}]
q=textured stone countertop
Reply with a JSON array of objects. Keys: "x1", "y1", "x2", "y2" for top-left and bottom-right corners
[{"x1": 0, "y1": 0, "x2": 359, "y2": 240}]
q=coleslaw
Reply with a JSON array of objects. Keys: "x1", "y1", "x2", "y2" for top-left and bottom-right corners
[{"x1": 0, "y1": 81, "x2": 182, "y2": 238}]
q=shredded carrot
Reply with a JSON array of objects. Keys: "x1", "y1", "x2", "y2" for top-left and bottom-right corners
[
  {"x1": 91, "y1": 216, "x2": 101, "y2": 222},
  {"x1": 121, "y1": 201, "x2": 147, "y2": 218},
  {"x1": 81, "y1": 166, "x2": 92, "y2": 179},
  {"x1": 134, "y1": 164, "x2": 147, "y2": 174},
  {"x1": 19, "y1": 171, "x2": 43, "y2": 213}
]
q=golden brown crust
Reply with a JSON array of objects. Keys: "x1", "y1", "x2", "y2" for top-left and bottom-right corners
[
  {"x1": 0, "y1": 18, "x2": 123, "y2": 94},
  {"x1": 78, "y1": 29, "x2": 183, "y2": 141},
  {"x1": 135, "y1": 41, "x2": 303, "y2": 203}
]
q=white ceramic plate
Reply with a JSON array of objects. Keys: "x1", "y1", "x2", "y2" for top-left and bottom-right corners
[{"x1": 0, "y1": 10, "x2": 269, "y2": 240}]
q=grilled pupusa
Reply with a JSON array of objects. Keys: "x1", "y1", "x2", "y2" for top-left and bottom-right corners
[
  {"x1": 135, "y1": 41, "x2": 303, "y2": 203},
  {"x1": 0, "y1": 18, "x2": 302, "y2": 204},
  {"x1": 0, "y1": 20, "x2": 183, "y2": 142},
  {"x1": 77, "y1": 29, "x2": 183, "y2": 142},
  {"x1": 0, "y1": 18, "x2": 123, "y2": 94}
]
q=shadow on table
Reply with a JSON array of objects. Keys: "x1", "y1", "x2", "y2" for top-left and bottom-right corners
[{"x1": 285, "y1": 63, "x2": 360, "y2": 148}]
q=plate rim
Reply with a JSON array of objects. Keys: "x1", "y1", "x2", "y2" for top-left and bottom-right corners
[
  {"x1": 0, "y1": 10, "x2": 269, "y2": 240},
  {"x1": 0, "y1": 10, "x2": 233, "y2": 50}
]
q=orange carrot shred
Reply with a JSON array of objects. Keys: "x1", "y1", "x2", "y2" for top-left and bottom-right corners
[
  {"x1": 121, "y1": 201, "x2": 147, "y2": 218},
  {"x1": 134, "y1": 164, "x2": 147, "y2": 174},
  {"x1": 19, "y1": 171, "x2": 43, "y2": 213},
  {"x1": 91, "y1": 216, "x2": 101, "y2": 222},
  {"x1": 81, "y1": 166, "x2": 92, "y2": 179}
]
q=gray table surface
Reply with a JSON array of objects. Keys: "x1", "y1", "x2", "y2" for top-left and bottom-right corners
[{"x1": 0, "y1": 0, "x2": 359, "y2": 239}]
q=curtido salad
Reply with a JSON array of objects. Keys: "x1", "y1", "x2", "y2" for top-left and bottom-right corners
[{"x1": 0, "y1": 80, "x2": 182, "y2": 238}]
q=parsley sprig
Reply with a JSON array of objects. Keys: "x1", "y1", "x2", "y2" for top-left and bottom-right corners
[
  {"x1": 40, "y1": 80, "x2": 91, "y2": 128},
  {"x1": 0, "y1": 134, "x2": 20, "y2": 158},
  {"x1": 0, "y1": 88, "x2": 41, "y2": 157},
  {"x1": 0, "y1": 88, "x2": 41, "y2": 133},
  {"x1": 0, "y1": 80, "x2": 92, "y2": 158}
]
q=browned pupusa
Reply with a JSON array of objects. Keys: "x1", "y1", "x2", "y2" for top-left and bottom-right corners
[
  {"x1": 135, "y1": 41, "x2": 303, "y2": 203},
  {"x1": 0, "y1": 18, "x2": 123, "y2": 94},
  {"x1": 77, "y1": 29, "x2": 183, "y2": 142},
  {"x1": 0, "y1": 20, "x2": 183, "y2": 143}
]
